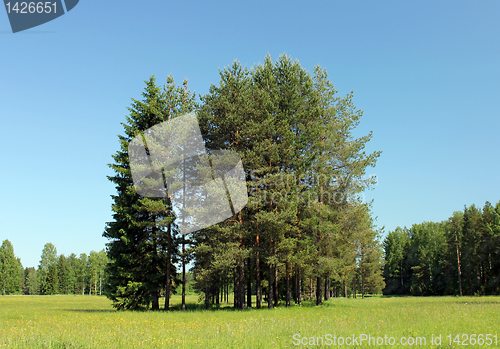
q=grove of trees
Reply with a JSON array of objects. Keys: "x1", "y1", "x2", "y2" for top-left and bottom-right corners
[
  {"x1": 0, "y1": 240, "x2": 107, "y2": 296},
  {"x1": 384, "y1": 201, "x2": 500, "y2": 296},
  {"x1": 104, "y1": 54, "x2": 385, "y2": 310}
]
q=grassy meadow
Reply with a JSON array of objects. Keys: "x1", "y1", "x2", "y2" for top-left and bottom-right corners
[{"x1": 0, "y1": 295, "x2": 498, "y2": 348}]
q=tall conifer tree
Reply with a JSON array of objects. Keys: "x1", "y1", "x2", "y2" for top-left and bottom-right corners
[{"x1": 104, "y1": 76, "x2": 196, "y2": 310}]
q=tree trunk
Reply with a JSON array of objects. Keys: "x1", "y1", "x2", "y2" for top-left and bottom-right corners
[
  {"x1": 273, "y1": 265, "x2": 278, "y2": 307},
  {"x1": 316, "y1": 183, "x2": 323, "y2": 307},
  {"x1": 240, "y1": 260, "x2": 246, "y2": 309},
  {"x1": 150, "y1": 214, "x2": 159, "y2": 310},
  {"x1": 476, "y1": 264, "x2": 481, "y2": 296},
  {"x1": 234, "y1": 266, "x2": 239, "y2": 309},
  {"x1": 297, "y1": 269, "x2": 301, "y2": 304},
  {"x1": 164, "y1": 121, "x2": 173, "y2": 311},
  {"x1": 181, "y1": 159, "x2": 187, "y2": 311},
  {"x1": 268, "y1": 264, "x2": 274, "y2": 308},
  {"x1": 205, "y1": 284, "x2": 210, "y2": 309},
  {"x1": 455, "y1": 231, "x2": 462, "y2": 296},
  {"x1": 182, "y1": 235, "x2": 186, "y2": 311},
  {"x1": 316, "y1": 276, "x2": 323, "y2": 305},
  {"x1": 237, "y1": 209, "x2": 245, "y2": 309},
  {"x1": 293, "y1": 273, "x2": 297, "y2": 303},
  {"x1": 353, "y1": 273, "x2": 356, "y2": 299},
  {"x1": 247, "y1": 260, "x2": 252, "y2": 308},
  {"x1": 324, "y1": 278, "x2": 330, "y2": 300},
  {"x1": 400, "y1": 260, "x2": 404, "y2": 289},
  {"x1": 286, "y1": 262, "x2": 291, "y2": 307},
  {"x1": 362, "y1": 267, "x2": 365, "y2": 299},
  {"x1": 310, "y1": 278, "x2": 313, "y2": 300},
  {"x1": 164, "y1": 222, "x2": 172, "y2": 311},
  {"x1": 152, "y1": 290, "x2": 159, "y2": 310},
  {"x1": 256, "y1": 240, "x2": 261, "y2": 309}
]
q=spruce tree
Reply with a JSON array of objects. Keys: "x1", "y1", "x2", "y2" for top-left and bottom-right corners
[{"x1": 104, "y1": 75, "x2": 196, "y2": 310}]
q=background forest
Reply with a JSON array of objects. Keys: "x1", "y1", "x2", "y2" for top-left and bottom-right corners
[{"x1": 384, "y1": 201, "x2": 500, "y2": 297}]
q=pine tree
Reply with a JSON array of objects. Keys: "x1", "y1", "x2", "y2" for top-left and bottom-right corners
[{"x1": 196, "y1": 54, "x2": 381, "y2": 308}]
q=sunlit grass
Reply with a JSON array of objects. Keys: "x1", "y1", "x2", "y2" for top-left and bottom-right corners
[{"x1": 0, "y1": 295, "x2": 498, "y2": 348}]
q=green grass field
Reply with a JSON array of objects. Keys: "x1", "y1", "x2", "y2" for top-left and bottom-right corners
[{"x1": 0, "y1": 295, "x2": 498, "y2": 348}]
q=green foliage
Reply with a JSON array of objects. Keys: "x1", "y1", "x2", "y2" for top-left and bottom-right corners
[
  {"x1": 22, "y1": 267, "x2": 37, "y2": 295},
  {"x1": 57, "y1": 254, "x2": 70, "y2": 294},
  {"x1": 37, "y1": 242, "x2": 58, "y2": 295},
  {"x1": 0, "y1": 239, "x2": 111, "y2": 296},
  {"x1": 87, "y1": 249, "x2": 107, "y2": 295},
  {"x1": 384, "y1": 200, "x2": 500, "y2": 296},
  {"x1": 0, "y1": 240, "x2": 23, "y2": 295},
  {"x1": 193, "y1": 54, "x2": 381, "y2": 308},
  {"x1": 407, "y1": 222, "x2": 447, "y2": 296},
  {"x1": 104, "y1": 75, "x2": 196, "y2": 310},
  {"x1": 383, "y1": 227, "x2": 411, "y2": 295},
  {"x1": 102, "y1": 54, "x2": 382, "y2": 310},
  {"x1": 42, "y1": 263, "x2": 59, "y2": 295}
]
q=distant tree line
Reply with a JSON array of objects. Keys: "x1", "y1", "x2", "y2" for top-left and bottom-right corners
[
  {"x1": 104, "y1": 54, "x2": 385, "y2": 311},
  {"x1": 0, "y1": 240, "x2": 107, "y2": 296},
  {"x1": 384, "y1": 201, "x2": 500, "y2": 296}
]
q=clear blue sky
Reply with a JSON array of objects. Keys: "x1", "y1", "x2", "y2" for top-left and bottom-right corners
[{"x1": 1, "y1": 0, "x2": 499, "y2": 268}]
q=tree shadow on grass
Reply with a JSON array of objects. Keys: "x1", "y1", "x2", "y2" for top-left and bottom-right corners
[
  {"x1": 64, "y1": 309, "x2": 116, "y2": 313},
  {"x1": 167, "y1": 299, "x2": 327, "y2": 312}
]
